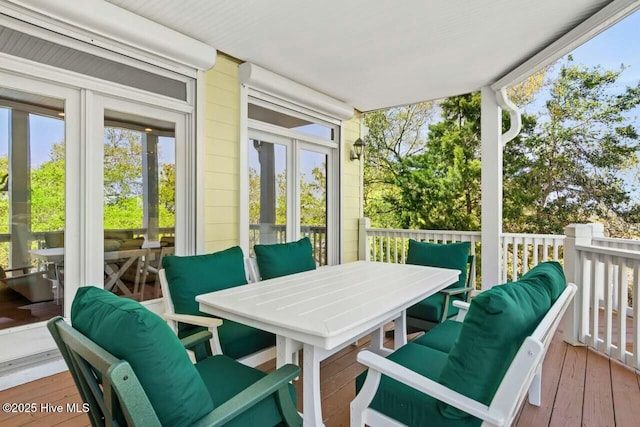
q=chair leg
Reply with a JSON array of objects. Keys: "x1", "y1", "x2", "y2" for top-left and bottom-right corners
[{"x1": 528, "y1": 363, "x2": 542, "y2": 406}]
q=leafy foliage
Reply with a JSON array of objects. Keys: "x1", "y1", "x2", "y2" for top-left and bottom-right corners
[{"x1": 364, "y1": 60, "x2": 640, "y2": 237}]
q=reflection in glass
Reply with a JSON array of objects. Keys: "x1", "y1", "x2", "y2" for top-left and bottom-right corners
[
  {"x1": 300, "y1": 150, "x2": 328, "y2": 265},
  {"x1": 103, "y1": 111, "x2": 175, "y2": 301},
  {"x1": 248, "y1": 139, "x2": 287, "y2": 254},
  {"x1": 0, "y1": 90, "x2": 65, "y2": 330},
  {"x1": 248, "y1": 103, "x2": 335, "y2": 139}
]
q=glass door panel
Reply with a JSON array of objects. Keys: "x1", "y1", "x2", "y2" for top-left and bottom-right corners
[
  {"x1": 299, "y1": 149, "x2": 328, "y2": 265},
  {"x1": 103, "y1": 110, "x2": 176, "y2": 301},
  {"x1": 0, "y1": 88, "x2": 65, "y2": 330},
  {"x1": 248, "y1": 138, "x2": 288, "y2": 254}
]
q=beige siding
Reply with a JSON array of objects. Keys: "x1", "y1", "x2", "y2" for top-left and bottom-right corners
[
  {"x1": 341, "y1": 112, "x2": 362, "y2": 262},
  {"x1": 202, "y1": 54, "x2": 242, "y2": 252}
]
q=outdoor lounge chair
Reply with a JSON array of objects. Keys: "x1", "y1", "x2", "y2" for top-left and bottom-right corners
[{"x1": 47, "y1": 286, "x2": 302, "y2": 427}]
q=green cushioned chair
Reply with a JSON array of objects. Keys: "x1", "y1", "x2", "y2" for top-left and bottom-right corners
[
  {"x1": 413, "y1": 261, "x2": 567, "y2": 356},
  {"x1": 160, "y1": 246, "x2": 276, "y2": 366},
  {"x1": 405, "y1": 240, "x2": 474, "y2": 331},
  {"x1": 253, "y1": 237, "x2": 317, "y2": 280},
  {"x1": 49, "y1": 286, "x2": 301, "y2": 427},
  {"x1": 352, "y1": 262, "x2": 572, "y2": 427}
]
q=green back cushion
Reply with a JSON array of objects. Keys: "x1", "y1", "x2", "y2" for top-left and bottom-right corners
[
  {"x1": 406, "y1": 240, "x2": 470, "y2": 289},
  {"x1": 162, "y1": 246, "x2": 248, "y2": 331},
  {"x1": 437, "y1": 277, "x2": 552, "y2": 418},
  {"x1": 413, "y1": 319, "x2": 463, "y2": 354},
  {"x1": 521, "y1": 261, "x2": 566, "y2": 302},
  {"x1": 254, "y1": 237, "x2": 316, "y2": 280},
  {"x1": 71, "y1": 286, "x2": 213, "y2": 427}
]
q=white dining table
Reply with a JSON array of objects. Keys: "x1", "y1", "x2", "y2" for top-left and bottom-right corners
[{"x1": 196, "y1": 260, "x2": 459, "y2": 427}]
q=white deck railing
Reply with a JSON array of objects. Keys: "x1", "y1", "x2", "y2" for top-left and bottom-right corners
[
  {"x1": 359, "y1": 218, "x2": 566, "y2": 292},
  {"x1": 574, "y1": 244, "x2": 639, "y2": 369},
  {"x1": 361, "y1": 224, "x2": 481, "y2": 289},
  {"x1": 500, "y1": 233, "x2": 565, "y2": 282},
  {"x1": 359, "y1": 219, "x2": 640, "y2": 370}
]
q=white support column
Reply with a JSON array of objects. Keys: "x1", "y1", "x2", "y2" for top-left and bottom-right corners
[
  {"x1": 480, "y1": 86, "x2": 503, "y2": 290},
  {"x1": 142, "y1": 133, "x2": 159, "y2": 243},
  {"x1": 563, "y1": 223, "x2": 604, "y2": 345},
  {"x1": 358, "y1": 217, "x2": 370, "y2": 261}
]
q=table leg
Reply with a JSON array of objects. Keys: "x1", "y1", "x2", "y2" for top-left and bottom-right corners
[
  {"x1": 303, "y1": 344, "x2": 325, "y2": 427},
  {"x1": 276, "y1": 336, "x2": 301, "y2": 368},
  {"x1": 394, "y1": 310, "x2": 407, "y2": 349}
]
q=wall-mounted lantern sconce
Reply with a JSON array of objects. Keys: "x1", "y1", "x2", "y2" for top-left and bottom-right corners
[{"x1": 350, "y1": 138, "x2": 365, "y2": 161}]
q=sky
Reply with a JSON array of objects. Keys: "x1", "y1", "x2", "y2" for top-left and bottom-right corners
[{"x1": 523, "y1": 9, "x2": 640, "y2": 115}]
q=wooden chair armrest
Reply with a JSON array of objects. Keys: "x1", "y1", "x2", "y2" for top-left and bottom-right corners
[
  {"x1": 452, "y1": 300, "x2": 471, "y2": 321},
  {"x1": 356, "y1": 350, "x2": 505, "y2": 426},
  {"x1": 193, "y1": 364, "x2": 302, "y2": 427},
  {"x1": 164, "y1": 313, "x2": 223, "y2": 329},
  {"x1": 440, "y1": 286, "x2": 473, "y2": 296},
  {"x1": 180, "y1": 331, "x2": 213, "y2": 350}
]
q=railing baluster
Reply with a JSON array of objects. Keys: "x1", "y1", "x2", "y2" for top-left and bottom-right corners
[
  {"x1": 591, "y1": 255, "x2": 600, "y2": 349},
  {"x1": 393, "y1": 233, "x2": 399, "y2": 264},
  {"x1": 634, "y1": 263, "x2": 640, "y2": 369},
  {"x1": 523, "y1": 237, "x2": 530, "y2": 275},
  {"x1": 603, "y1": 255, "x2": 613, "y2": 355},
  {"x1": 617, "y1": 261, "x2": 628, "y2": 362},
  {"x1": 512, "y1": 238, "x2": 519, "y2": 281}
]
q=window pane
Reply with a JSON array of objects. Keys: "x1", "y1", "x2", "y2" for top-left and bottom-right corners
[
  {"x1": 0, "y1": 90, "x2": 65, "y2": 330},
  {"x1": 103, "y1": 111, "x2": 175, "y2": 301},
  {"x1": 300, "y1": 150, "x2": 327, "y2": 265},
  {"x1": 249, "y1": 139, "x2": 287, "y2": 254}
]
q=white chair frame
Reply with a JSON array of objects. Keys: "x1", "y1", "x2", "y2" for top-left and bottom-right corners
[{"x1": 351, "y1": 283, "x2": 577, "y2": 427}]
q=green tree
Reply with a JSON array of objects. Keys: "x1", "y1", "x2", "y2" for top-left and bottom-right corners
[
  {"x1": 363, "y1": 102, "x2": 436, "y2": 227},
  {"x1": 31, "y1": 142, "x2": 65, "y2": 231},
  {"x1": 104, "y1": 127, "x2": 143, "y2": 209},
  {"x1": 504, "y1": 59, "x2": 640, "y2": 234}
]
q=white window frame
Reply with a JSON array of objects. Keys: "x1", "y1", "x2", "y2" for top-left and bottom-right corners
[
  {"x1": 241, "y1": 87, "x2": 341, "y2": 265},
  {"x1": 0, "y1": 51, "x2": 197, "y2": 385}
]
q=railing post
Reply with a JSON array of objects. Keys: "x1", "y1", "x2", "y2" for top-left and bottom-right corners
[
  {"x1": 359, "y1": 217, "x2": 370, "y2": 261},
  {"x1": 563, "y1": 223, "x2": 604, "y2": 345}
]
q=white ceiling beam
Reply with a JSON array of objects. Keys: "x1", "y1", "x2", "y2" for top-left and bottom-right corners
[
  {"x1": 491, "y1": 0, "x2": 640, "y2": 91},
  {"x1": 4, "y1": 0, "x2": 217, "y2": 71}
]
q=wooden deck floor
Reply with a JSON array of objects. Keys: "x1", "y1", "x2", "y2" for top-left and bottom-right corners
[{"x1": 1, "y1": 329, "x2": 639, "y2": 427}]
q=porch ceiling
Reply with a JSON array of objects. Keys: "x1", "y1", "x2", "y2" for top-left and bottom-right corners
[{"x1": 103, "y1": 0, "x2": 616, "y2": 111}]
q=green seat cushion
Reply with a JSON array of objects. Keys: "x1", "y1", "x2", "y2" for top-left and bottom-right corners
[
  {"x1": 437, "y1": 278, "x2": 552, "y2": 418},
  {"x1": 521, "y1": 261, "x2": 566, "y2": 302},
  {"x1": 195, "y1": 354, "x2": 297, "y2": 427},
  {"x1": 406, "y1": 240, "x2": 470, "y2": 289},
  {"x1": 71, "y1": 286, "x2": 213, "y2": 427},
  {"x1": 355, "y1": 343, "x2": 481, "y2": 427},
  {"x1": 254, "y1": 237, "x2": 316, "y2": 280},
  {"x1": 162, "y1": 246, "x2": 248, "y2": 332},
  {"x1": 407, "y1": 293, "x2": 463, "y2": 323},
  {"x1": 413, "y1": 319, "x2": 463, "y2": 354},
  {"x1": 179, "y1": 320, "x2": 276, "y2": 360}
]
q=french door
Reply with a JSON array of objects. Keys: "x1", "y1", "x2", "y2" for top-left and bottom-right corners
[{"x1": 248, "y1": 129, "x2": 335, "y2": 265}]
